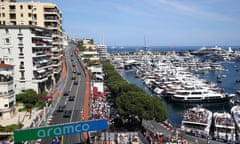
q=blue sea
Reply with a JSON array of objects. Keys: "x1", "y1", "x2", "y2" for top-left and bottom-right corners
[
  {"x1": 108, "y1": 45, "x2": 240, "y2": 53},
  {"x1": 112, "y1": 46, "x2": 240, "y2": 127}
]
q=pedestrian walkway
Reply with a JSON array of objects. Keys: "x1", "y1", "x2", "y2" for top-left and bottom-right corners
[{"x1": 0, "y1": 104, "x2": 43, "y2": 128}]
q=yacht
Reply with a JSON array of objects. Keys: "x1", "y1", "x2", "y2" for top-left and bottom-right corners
[
  {"x1": 171, "y1": 87, "x2": 235, "y2": 103},
  {"x1": 213, "y1": 112, "x2": 236, "y2": 142},
  {"x1": 181, "y1": 105, "x2": 212, "y2": 137}
]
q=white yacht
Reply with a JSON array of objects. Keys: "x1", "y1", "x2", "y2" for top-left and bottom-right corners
[
  {"x1": 171, "y1": 87, "x2": 235, "y2": 103},
  {"x1": 213, "y1": 112, "x2": 236, "y2": 142},
  {"x1": 181, "y1": 105, "x2": 212, "y2": 137}
]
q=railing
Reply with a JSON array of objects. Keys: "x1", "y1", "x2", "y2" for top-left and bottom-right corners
[{"x1": 0, "y1": 132, "x2": 14, "y2": 135}]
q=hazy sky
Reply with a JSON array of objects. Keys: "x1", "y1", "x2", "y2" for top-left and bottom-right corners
[{"x1": 37, "y1": 0, "x2": 240, "y2": 46}]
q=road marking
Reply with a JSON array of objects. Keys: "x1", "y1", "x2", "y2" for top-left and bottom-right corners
[{"x1": 70, "y1": 60, "x2": 82, "y2": 122}]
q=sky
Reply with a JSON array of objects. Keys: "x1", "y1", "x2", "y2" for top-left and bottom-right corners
[{"x1": 36, "y1": 0, "x2": 240, "y2": 46}]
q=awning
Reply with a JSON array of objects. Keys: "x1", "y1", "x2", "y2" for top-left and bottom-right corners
[
  {"x1": 37, "y1": 69, "x2": 46, "y2": 73},
  {"x1": 51, "y1": 47, "x2": 58, "y2": 51},
  {"x1": 39, "y1": 59, "x2": 48, "y2": 64},
  {"x1": 95, "y1": 74, "x2": 104, "y2": 80},
  {"x1": 48, "y1": 67, "x2": 53, "y2": 70}
]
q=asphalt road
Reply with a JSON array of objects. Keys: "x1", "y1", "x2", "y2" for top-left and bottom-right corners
[{"x1": 42, "y1": 44, "x2": 86, "y2": 144}]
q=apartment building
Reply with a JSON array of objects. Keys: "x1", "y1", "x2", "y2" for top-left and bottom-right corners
[
  {"x1": 0, "y1": 25, "x2": 53, "y2": 94},
  {"x1": 96, "y1": 44, "x2": 108, "y2": 60},
  {"x1": 0, "y1": 0, "x2": 63, "y2": 82},
  {"x1": 82, "y1": 39, "x2": 96, "y2": 51},
  {"x1": 0, "y1": 63, "x2": 15, "y2": 119}
]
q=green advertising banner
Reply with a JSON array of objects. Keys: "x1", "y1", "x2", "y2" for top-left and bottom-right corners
[{"x1": 14, "y1": 119, "x2": 108, "y2": 143}]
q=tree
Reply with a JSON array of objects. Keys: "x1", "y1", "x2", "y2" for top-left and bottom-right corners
[
  {"x1": 102, "y1": 61, "x2": 168, "y2": 122},
  {"x1": 16, "y1": 89, "x2": 46, "y2": 110}
]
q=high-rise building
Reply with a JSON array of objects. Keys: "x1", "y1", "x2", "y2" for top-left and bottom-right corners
[
  {"x1": 0, "y1": 25, "x2": 53, "y2": 94},
  {"x1": 96, "y1": 44, "x2": 108, "y2": 60},
  {"x1": 0, "y1": 0, "x2": 63, "y2": 83}
]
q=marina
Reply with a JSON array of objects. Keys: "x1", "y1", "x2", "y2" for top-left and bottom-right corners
[{"x1": 109, "y1": 46, "x2": 240, "y2": 143}]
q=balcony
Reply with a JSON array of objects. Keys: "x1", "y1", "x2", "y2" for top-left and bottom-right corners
[
  {"x1": 20, "y1": 77, "x2": 25, "y2": 81},
  {"x1": 45, "y1": 16, "x2": 58, "y2": 20},
  {"x1": 33, "y1": 69, "x2": 52, "y2": 81},
  {"x1": 32, "y1": 51, "x2": 51, "y2": 57},
  {"x1": 9, "y1": 5, "x2": 16, "y2": 12},
  {"x1": 0, "y1": 90, "x2": 15, "y2": 98},
  {"x1": 0, "y1": 75, "x2": 13, "y2": 85},
  {"x1": 53, "y1": 68, "x2": 61, "y2": 74},
  {"x1": 17, "y1": 33, "x2": 23, "y2": 37},
  {"x1": 51, "y1": 54, "x2": 62, "y2": 60},
  {"x1": 32, "y1": 41, "x2": 52, "y2": 48},
  {"x1": 33, "y1": 62, "x2": 52, "y2": 71},
  {"x1": 9, "y1": 14, "x2": 16, "y2": 19}
]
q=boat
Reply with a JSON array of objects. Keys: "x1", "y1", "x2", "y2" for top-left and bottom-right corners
[
  {"x1": 236, "y1": 88, "x2": 240, "y2": 95},
  {"x1": 213, "y1": 112, "x2": 236, "y2": 142},
  {"x1": 170, "y1": 86, "x2": 235, "y2": 103},
  {"x1": 181, "y1": 105, "x2": 212, "y2": 138},
  {"x1": 231, "y1": 105, "x2": 240, "y2": 140}
]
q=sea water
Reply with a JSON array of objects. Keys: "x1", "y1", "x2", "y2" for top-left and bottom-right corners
[{"x1": 114, "y1": 46, "x2": 240, "y2": 127}]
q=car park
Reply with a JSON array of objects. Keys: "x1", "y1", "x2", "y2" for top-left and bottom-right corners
[{"x1": 63, "y1": 110, "x2": 72, "y2": 118}]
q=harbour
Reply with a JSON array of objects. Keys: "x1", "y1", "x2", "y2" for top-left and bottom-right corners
[{"x1": 109, "y1": 46, "x2": 240, "y2": 143}]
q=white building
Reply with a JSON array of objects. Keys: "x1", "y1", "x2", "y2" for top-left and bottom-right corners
[
  {"x1": 96, "y1": 45, "x2": 108, "y2": 60},
  {"x1": 0, "y1": 25, "x2": 53, "y2": 94},
  {"x1": 0, "y1": 63, "x2": 15, "y2": 119}
]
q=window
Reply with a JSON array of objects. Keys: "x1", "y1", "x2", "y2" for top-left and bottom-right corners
[
  {"x1": 19, "y1": 47, "x2": 23, "y2": 53},
  {"x1": 5, "y1": 38, "x2": 10, "y2": 44},
  {"x1": 21, "y1": 13, "x2": 23, "y2": 17},
  {"x1": 20, "y1": 5, "x2": 23, "y2": 9},
  {"x1": 4, "y1": 104, "x2": 8, "y2": 108},
  {"x1": 5, "y1": 28, "x2": 9, "y2": 34},
  {"x1": 2, "y1": 13, "x2": 5, "y2": 17},
  {"x1": 18, "y1": 28, "x2": 22, "y2": 33},
  {"x1": 28, "y1": 5, "x2": 32, "y2": 9},
  {"x1": 20, "y1": 71, "x2": 25, "y2": 79},
  {"x1": 18, "y1": 37, "x2": 23, "y2": 44}
]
